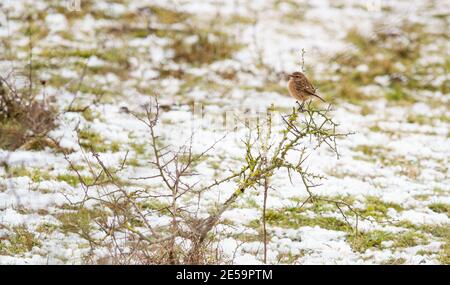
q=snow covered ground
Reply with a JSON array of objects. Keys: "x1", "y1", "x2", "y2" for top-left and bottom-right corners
[{"x1": 0, "y1": 0, "x2": 448, "y2": 264}]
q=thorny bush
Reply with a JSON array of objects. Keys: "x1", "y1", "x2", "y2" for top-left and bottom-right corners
[{"x1": 64, "y1": 98, "x2": 355, "y2": 264}]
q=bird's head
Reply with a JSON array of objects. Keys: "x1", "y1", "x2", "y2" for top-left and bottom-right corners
[{"x1": 288, "y1": 72, "x2": 304, "y2": 80}]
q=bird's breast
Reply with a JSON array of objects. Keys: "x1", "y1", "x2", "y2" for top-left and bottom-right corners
[
  {"x1": 287, "y1": 79, "x2": 294, "y2": 94},
  {"x1": 287, "y1": 79, "x2": 298, "y2": 98}
]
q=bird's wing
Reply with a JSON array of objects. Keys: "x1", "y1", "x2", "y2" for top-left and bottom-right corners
[
  {"x1": 294, "y1": 75, "x2": 316, "y2": 95},
  {"x1": 294, "y1": 75, "x2": 325, "y2": 102}
]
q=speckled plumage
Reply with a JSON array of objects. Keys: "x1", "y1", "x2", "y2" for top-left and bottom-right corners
[{"x1": 287, "y1": 72, "x2": 325, "y2": 102}]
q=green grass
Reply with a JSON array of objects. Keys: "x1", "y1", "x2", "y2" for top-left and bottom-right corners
[
  {"x1": 326, "y1": 21, "x2": 441, "y2": 105},
  {"x1": 360, "y1": 196, "x2": 404, "y2": 220},
  {"x1": 353, "y1": 144, "x2": 392, "y2": 165},
  {"x1": 127, "y1": 157, "x2": 141, "y2": 167},
  {"x1": 81, "y1": 108, "x2": 96, "y2": 122},
  {"x1": 385, "y1": 86, "x2": 416, "y2": 103},
  {"x1": 57, "y1": 207, "x2": 106, "y2": 241},
  {"x1": 438, "y1": 241, "x2": 450, "y2": 265},
  {"x1": 9, "y1": 167, "x2": 51, "y2": 182},
  {"x1": 149, "y1": 6, "x2": 189, "y2": 24},
  {"x1": 57, "y1": 173, "x2": 97, "y2": 187},
  {"x1": 414, "y1": 194, "x2": 431, "y2": 201},
  {"x1": 354, "y1": 144, "x2": 389, "y2": 157},
  {"x1": 353, "y1": 145, "x2": 422, "y2": 179},
  {"x1": 171, "y1": 29, "x2": 242, "y2": 66},
  {"x1": 39, "y1": 48, "x2": 98, "y2": 59},
  {"x1": 131, "y1": 143, "x2": 146, "y2": 155},
  {"x1": 139, "y1": 200, "x2": 171, "y2": 215},
  {"x1": 348, "y1": 230, "x2": 428, "y2": 253},
  {"x1": 369, "y1": 124, "x2": 382, "y2": 132},
  {"x1": 316, "y1": 76, "x2": 369, "y2": 105},
  {"x1": 0, "y1": 226, "x2": 41, "y2": 255},
  {"x1": 35, "y1": 223, "x2": 58, "y2": 235},
  {"x1": 276, "y1": 251, "x2": 305, "y2": 264},
  {"x1": 428, "y1": 203, "x2": 450, "y2": 216},
  {"x1": 260, "y1": 207, "x2": 352, "y2": 232},
  {"x1": 110, "y1": 141, "x2": 121, "y2": 152},
  {"x1": 360, "y1": 104, "x2": 373, "y2": 116},
  {"x1": 348, "y1": 230, "x2": 393, "y2": 252},
  {"x1": 392, "y1": 231, "x2": 428, "y2": 248},
  {"x1": 396, "y1": 221, "x2": 449, "y2": 240},
  {"x1": 57, "y1": 174, "x2": 80, "y2": 187},
  {"x1": 67, "y1": 82, "x2": 108, "y2": 97},
  {"x1": 77, "y1": 129, "x2": 108, "y2": 152},
  {"x1": 381, "y1": 257, "x2": 406, "y2": 265},
  {"x1": 407, "y1": 114, "x2": 431, "y2": 125}
]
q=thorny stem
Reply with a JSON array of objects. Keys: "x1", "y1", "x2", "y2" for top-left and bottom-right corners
[
  {"x1": 263, "y1": 175, "x2": 268, "y2": 263},
  {"x1": 27, "y1": 15, "x2": 33, "y2": 100}
]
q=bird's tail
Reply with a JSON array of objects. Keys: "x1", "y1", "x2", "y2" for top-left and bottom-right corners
[
  {"x1": 305, "y1": 89, "x2": 326, "y2": 102},
  {"x1": 312, "y1": 93, "x2": 326, "y2": 102}
]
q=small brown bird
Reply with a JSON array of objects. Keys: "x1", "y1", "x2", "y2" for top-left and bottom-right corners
[{"x1": 287, "y1": 72, "x2": 325, "y2": 106}]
